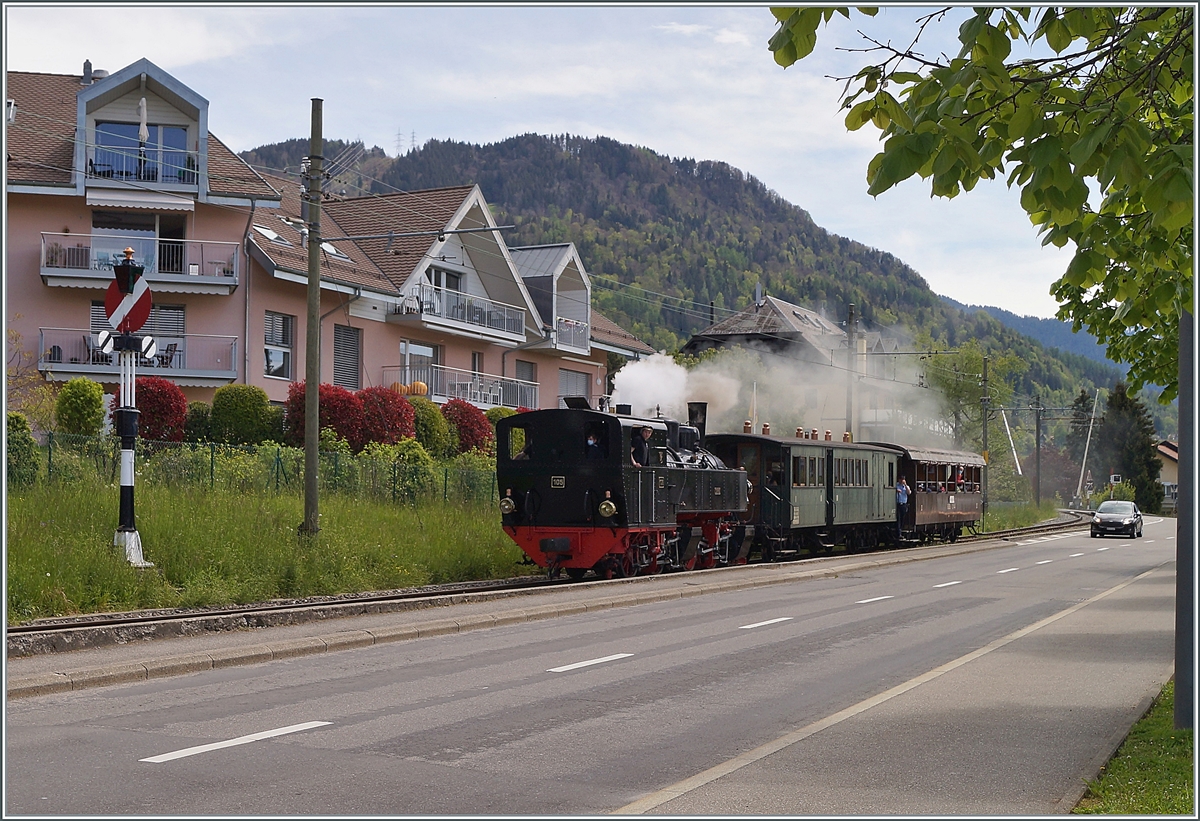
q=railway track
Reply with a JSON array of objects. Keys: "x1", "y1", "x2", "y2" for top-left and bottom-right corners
[{"x1": 7, "y1": 510, "x2": 1088, "y2": 658}]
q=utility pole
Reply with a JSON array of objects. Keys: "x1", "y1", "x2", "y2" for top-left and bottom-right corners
[
  {"x1": 845, "y1": 302, "x2": 856, "y2": 440},
  {"x1": 981, "y1": 356, "x2": 989, "y2": 528},
  {"x1": 1176, "y1": 308, "x2": 1193, "y2": 729},
  {"x1": 300, "y1": 98, "x2": 323, "y2": 536},
  {"x1": 1032, "y1": 395, "x2": 1043, "y2": 506}
]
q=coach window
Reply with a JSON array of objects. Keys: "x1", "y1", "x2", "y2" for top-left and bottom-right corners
[
  {"x1": 583, "y1": 420, "x2": 607, "y2": 459},
  {"x1": 507, "y1": 425, "x2": 530, "y2": 461},
  {"x1": 887, "y1": 461, "x2": 895, "y2": 488},
  {"x1": 767, "y1": 457, "x2": 783, "y2": 487}
]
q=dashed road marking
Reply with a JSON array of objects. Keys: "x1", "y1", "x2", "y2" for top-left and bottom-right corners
[
  {"x1": 1070, "y1": 553, "x2": 1085, "y2": 557},
  {"x1": 856, "y1": 596, "x2": 894, "y2": 604},
  {"x1": 933, "y1": 581, "x2": 961, "y2": 588},
  {"x1": 140, "y1": 721, "x2": 331, "y2": 763},
  {"x1": 739, "y1": 617, "x2": 793, "y2": 630},
  {"x1": 548, "y1": 653, "x2": 633, "y2": 673},
  {"x1": 997, "y1": 568, "x2": 1019, "y2": 574},
  {"x1": 1098, "y1": 547, "x2": 1110, "y2": 551},
  {"x1": 1036, "y1": 560, "x2": 1053, "y2": 565},
  {"x1": 1145, "y1": 540, "x2": 1156, "y2": 543}
]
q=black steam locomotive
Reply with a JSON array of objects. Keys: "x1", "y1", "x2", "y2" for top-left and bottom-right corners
[
  {"x1": 495, "y1": 401, "x2": 749, "y2": 579},
  {"x1": 496, "y1": 402, "x2": 984, "y2": 579}
]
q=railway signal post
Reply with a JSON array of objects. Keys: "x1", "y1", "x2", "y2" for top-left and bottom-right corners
[{"x1": 106, "y1": 248, "x2": 155, "y2": 568}]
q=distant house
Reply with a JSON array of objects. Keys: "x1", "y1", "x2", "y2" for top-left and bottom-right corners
[
  {"x1": 1158, "y1": 440, "x2": 1179, "y2": 485},
  {"x1": 680, "y1": 293, "x2": 920, "y2": 442},
  {"x1": 7, "y1": 58, "x2": 653, "y2": 414}
]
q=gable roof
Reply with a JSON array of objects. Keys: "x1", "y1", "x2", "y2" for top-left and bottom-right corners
[
  {"x1": 322, "y1": 185, "x2": 476, "y2": 287},
  {"x1": 248, "y1": 171, "x2": 397, "y2": 295},
  {"x1": 590, "y1": 310, "x2": 655, "y2": 356},
  {"x1": 5, "y1": 64, "x2": 279, "y2": 202},
  {"x1": 685, "y1": 294, "x2": 845, "y2": 355},
  {"x1": 509, "y1": 244, "x2": 575, "y2": 280}
]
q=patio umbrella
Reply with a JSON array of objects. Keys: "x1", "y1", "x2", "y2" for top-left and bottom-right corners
[{"x1": 136, "y1": 97, "x2": 149, "y2": 179}]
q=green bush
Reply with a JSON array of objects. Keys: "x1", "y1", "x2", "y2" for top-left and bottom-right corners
[
  {"x1": 362, "y1": 438, "x2": 437, "y2": 498},
  {"x1": 7, "y1": 411, "x2": 39, "y2": 487},
  {"x1": 410, "y1": 396, "x2": 455, "y2": 460},
  {"x1": 211, "y1": 385, "x2": 274, "y2": 445},
  {"x1": 184, "y1": 401, "x2": 212, "y2": 442},
  {"x1": 449, "y1": 448, "x2": 496, "y2": 502},
  {"x1": 54, "y1": 377, "x2": 105, "y2": 435},
  {"x1": 485, "y1": 406, "x2": 517, "y2": 427}
]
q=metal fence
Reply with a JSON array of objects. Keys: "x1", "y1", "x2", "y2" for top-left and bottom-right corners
[{"x1": 32, "y1": 433, "x2": 498, "y2": 504}]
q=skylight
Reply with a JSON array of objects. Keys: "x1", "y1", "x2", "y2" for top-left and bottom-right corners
[
  {"x1": 253, "y1": 224, "x2": 290, "y2": 245},
  {"x1": 320, "y1": 241, "x2": 349, "y2": 260}
]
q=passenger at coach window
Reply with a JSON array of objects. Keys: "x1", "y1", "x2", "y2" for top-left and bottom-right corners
[
  {"x1": 631, "y1": 426, "x2": 652, "y2": 467},
  {"x1": 586, "y1": 432, "x2": 604, "y2": 460},
  {"x1": 896, "y1": 477, "x2": 910, "y2": 538}
]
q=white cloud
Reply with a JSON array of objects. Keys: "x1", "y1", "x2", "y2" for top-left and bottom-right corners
[{"x1": 654, "y1": 23, "x2": 710, "y2": 37}]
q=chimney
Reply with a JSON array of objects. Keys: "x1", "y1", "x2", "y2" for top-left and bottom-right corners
[
  {"x1": 843, "y1": 432, "x2": 852, "y2": 442},
  {"x1": 796, "y1": 427, "x2": 803, "y2": 438},
  {"x1": 762, "y1": 423, "x2": 770, "y2": 436},
  {"x1": 82, "y1": 59, "x2": 92, "y2": 85},
  {"x1": 743, "y1": 420, "x2": 752, "y2": 433},
  {"x1": 825, "y1": 430, "x2": 832, "y2": 441},
  {"x1": 811, "y1": 429, "x2": 818, "y2": 440}
]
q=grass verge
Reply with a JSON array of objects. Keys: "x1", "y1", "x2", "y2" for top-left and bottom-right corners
[
  {"x1": 6, "y1": 479, "x2": 528, "y2": 625},
  {"x1": 982, "y1": 501, "x2": 1063, "y2": 532},
  {"x1": 1073, "y1": 680, "x2": 1194, "y2": 814}
]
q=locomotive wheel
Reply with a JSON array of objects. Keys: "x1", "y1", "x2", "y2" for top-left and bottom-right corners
[
  {"x1": 565, "y1": 567, "x2": 588, "y2": 581},
  {"x1": 619, "y1": 547, "x2": 639, "y2": 578},
  {"x1": 593, "y1": 558, "x2": 616, "y2": 580},
  {"x1": 681, "y1": 554, "x2": 697, "y2": 572}
]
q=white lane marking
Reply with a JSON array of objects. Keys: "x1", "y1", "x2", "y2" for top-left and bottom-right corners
[
  {"x1": 1070, "y1": 553, "x2": 1085, "y2": 557},
  {"x1": 1145, "y1": 540, "x2": 1156, "y2": 543},
  {"x1": 855, "y1": 596, "x2": 894, "y2": 604},
  {"x1": 1098, "y1": 547, "x2": 1110, "y2": 551},
  {"x1": 933, "y1": 581, "x2": 961, "y2": 588},
  {"x1": 997, "y1": 568, "x2": 1019, "y2": 574},
  {"x1": 739, "y1": 617, "x2": 793, "y2": 630},
  {"x1": 140, "y1": 721, "x2": 331, "y2": 764},
  {"x1": 1167, "y1": 536, "x2": 1175, "y2": 540},
  {"x1": 615, "y1": 562, "x2": 1169, "y2": 815},
  {"x1": 1036, "y1": 560, "x2": 1053, "y2": 565},
  {"x1": 548, "y1": 653, "x2": 633, "y2": 673}
]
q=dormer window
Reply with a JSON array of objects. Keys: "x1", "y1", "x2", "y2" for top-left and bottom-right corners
[
  {"x1": 253, "y1": 224, "x2": 290, "y2": 245},
  {"x1": 427, "y1": 267, "x2": 461, "y2": 291},
  {"x1": 92, "y1": 122, "x2": 193, "y2": 184}
]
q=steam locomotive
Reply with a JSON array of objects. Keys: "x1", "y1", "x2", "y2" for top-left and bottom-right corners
[
  {"x1": 496, "y1": 401, "x2": 984, "y2": 579},
  {"x1": 495, "y1": 401, "x2": 749, "y2": 579}
]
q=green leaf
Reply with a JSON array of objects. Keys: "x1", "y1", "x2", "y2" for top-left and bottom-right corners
[
  {"x1": 1045, "y1": 17, "x2": 1072, "y2": 53},
  {"x1": 1009, "y1": 104, "x2": 1035, "y2": 141},
  {"x1": 1068, "y1": 123, "x2": 1111, "y2": 167}
]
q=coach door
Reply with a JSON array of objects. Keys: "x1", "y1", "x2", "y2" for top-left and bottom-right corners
[
  {"x1": 737, "y1": 443, "x2": 761, "y2": 521},
  {"x1": 824, "y1": 448, "x2": 835, "y2": 527}
]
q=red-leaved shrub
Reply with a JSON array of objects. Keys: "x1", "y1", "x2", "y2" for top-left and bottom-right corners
[
  {"x1": 441, "y1": 398, "x2": 495, "y2": 455},
  {"x1": 117, "y1": 376, "x2": 187, "y2": 442},
  {"x1": 284, "y1": 381, "x2": 367, "y2": 451},
  {"x1": 357, "y1": 386, "x2": 415, "y2": 445}
]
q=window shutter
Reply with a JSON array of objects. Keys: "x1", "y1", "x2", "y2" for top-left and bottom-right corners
[
  {"x1": 90, "y1": 301, "x2": 184, "y2": 336},
  {"x1": 558, "y1": 368, "x2": 590, "y2": 407},
  {"x1": 333, "y1": 324, "x2": 361, "y2": 390}
]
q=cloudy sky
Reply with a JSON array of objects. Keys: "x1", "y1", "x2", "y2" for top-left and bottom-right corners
[{"x1": 6, "y1": 4, "x2": 1075, "y2": 318}]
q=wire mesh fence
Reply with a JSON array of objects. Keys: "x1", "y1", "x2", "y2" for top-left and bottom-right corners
[{"x1": 31, "y1": 433, "x2": 498, "y2": 504}]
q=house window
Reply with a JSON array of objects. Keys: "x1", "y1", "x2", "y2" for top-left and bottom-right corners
[
  {"x1": 471, "y1": 351, "x2": 484, "y2": 374},
  {"x1": 515, "y1": 359, "x2": 536, "y2": 383},
  {"x1": 426, "y1": 268, "x2": 462, "y2": 291},
  {"x1": 264, "y1": 311, "x2": 294, "y2": 380},
  {"x1": 333, "y1": 324, "x2": 361, "y2": 390},
  {"x1": 92, "y1": 210, "x2": 187, "y2": 274},
  {"x1": 93, "y1": 122, "x2": 189, "y2": 183},
  {"x1": 558, "y1": 368, "x2": 590, "y2": 407}
]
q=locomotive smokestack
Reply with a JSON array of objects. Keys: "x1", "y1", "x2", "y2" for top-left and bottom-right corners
[{"x1": 687, "y1": 401, "x2": 708, "y2": 445}]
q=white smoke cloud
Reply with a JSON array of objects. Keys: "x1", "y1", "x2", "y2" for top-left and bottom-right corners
[{"x1": 612, "y1": 347, "x2": 958, "y2": 448}]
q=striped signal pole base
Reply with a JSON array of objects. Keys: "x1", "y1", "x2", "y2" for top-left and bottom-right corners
[{"x1": 112, "y1": 335, "x2": 153, "y2": 569}]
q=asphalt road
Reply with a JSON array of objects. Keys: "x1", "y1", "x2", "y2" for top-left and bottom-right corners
[{"x1": 5, "y1": 519, "x2": 1178, "y2": 815}]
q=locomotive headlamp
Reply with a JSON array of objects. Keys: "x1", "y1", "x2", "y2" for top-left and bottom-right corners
[
  {"x1": 499, "y1": 497, "x2": 517, "y2": 515},
  {"x1": 598, "y1": 499, "x2": 618, "y2": 518}
]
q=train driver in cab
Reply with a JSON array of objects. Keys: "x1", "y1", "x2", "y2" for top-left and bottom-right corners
[{"x1": 631, "y1": 426, "x2": 652, "y2": 467}]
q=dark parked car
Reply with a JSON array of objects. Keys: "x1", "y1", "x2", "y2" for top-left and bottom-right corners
[{"x1": 1091, "y1": 500, "x2": 1143, "y2": 538}]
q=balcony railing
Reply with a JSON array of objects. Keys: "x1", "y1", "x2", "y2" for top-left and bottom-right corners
[
  {"x1": 38, "y1": 329, "x2": 237, "y2": 382},
  {"x1": 391, "y1": 284, "x2": 524, "y2": 338},
  {"x1": 381, "y1": 364, "x2": 538, "y2": 410},
  {"x1": 556, "y1": 316, "x2": 589, "y2": 350},
  {"x1": 86, "y1": 143, "x2": 200, "y2": 186},
  {"x1": 41, "y1": 233, "x2": 238, "y2": 284}
]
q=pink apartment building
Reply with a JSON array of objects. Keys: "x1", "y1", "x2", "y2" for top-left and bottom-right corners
[{"x1": 6, "y1": 58, "x2": 652, "y2": 419}]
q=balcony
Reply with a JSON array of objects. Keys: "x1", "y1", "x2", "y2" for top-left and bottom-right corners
[
  {"x1": 38, "y1": 329, "x2": 238, "y2": 387},
  {"x1": 555, "y1": 316, "x2": 589, "y2": 352},
  {"x1": 381, "y1": 364, "x2": 538, "y2": 410},
  {"x1": 41, "y1": 233, "x2": 239, "y2": 294},
  {"x1": 388, "y1": 283, "x2": 525, "y2": 344},
  {"x1": 86, "y1": 143, "x2": 200, "y2": 189}
]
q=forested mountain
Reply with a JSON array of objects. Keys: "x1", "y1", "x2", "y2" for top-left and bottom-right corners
[
  {"x1": 939, "y1": 296, "x2": 1111, "y2": 366},
  {"x1": 240, "y1": 134, "x2": 1125, "y2": 407}
]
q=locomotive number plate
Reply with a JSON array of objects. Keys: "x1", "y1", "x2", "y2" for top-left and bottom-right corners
[
  {"x1": 657, "y1": 476, "x2": 665, "y2": 489},
  {"x1": 713, "y1": 486, "x2": 722, "y2": 496},
  {"x1": 551, "y1": 476, "x2": 566, "y2": 488}
]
